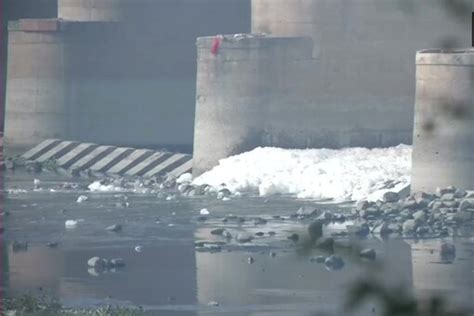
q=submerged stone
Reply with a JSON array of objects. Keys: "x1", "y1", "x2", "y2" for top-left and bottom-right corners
[{"x1": 360, "y1": 248, "x2": 376, "y2": 260}]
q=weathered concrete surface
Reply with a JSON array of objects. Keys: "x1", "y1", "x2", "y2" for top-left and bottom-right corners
[
  {"x1": 251, "y1": 0, "x2": 471, "y2": 150},
  {"x1": 411, "y1": 49, "x2": 474, "y2": 193},
  {"x1": 4, "y1": 25, "x2": 70, "y2": 148},
  {"x1": 193, "y1": 35, "x2": 314, "y2": 175},
  {"x1": 58, "y1": 0, "x2": 122, "y2": 21},
  {"x1": 5, "y1": 1, "x2": 251, "y2": 151}
]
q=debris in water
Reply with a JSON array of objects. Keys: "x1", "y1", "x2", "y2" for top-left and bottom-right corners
[
  {"x1": 106, "y1": 224, "x2": 122, "y2": 232},
  {"x1": 33, "y1": 179, "x2": 41, "y2": 190},
  {"x1": 65, "y1": 220, "x2": 79, "y2": 228},
  {"x1": 76, "y1": 195, "x2": 88, "y2": 203}
]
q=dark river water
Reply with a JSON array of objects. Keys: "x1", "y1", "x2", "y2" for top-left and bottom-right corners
[{"x1": 2, "y1": 171, "x2": 473, "y2": 315}]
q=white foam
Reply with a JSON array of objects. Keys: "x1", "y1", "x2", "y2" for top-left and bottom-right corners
[
  {"x1": 88, "y1": 181, "x2": 121, "y2": 193},
  {"x1": 193, "y1": 145, "x2": 411, "y2": 202}
]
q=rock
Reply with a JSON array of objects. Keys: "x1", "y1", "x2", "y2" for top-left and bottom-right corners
[
  {"x1": 381, "y1": 202, "x2": 400, "y2": 213},
  {"x1": 110, "y1": 258, "x2": 125, "y2": 268},
  {"x1": 360, "y1": 248, "x2": 376, "y2": 260},
  {"x1": 346, "y1": 223, "x2": 370, "y2": 237},
  {"x1": 356, "y1": 200, "x2": 370, "y2": 211},
  {"x1": 287, "y1": 233, "x2": 299, "y2": 242},
  {"x1": 466, "y1": 192, "x2": 474, "y2": 198},
  {"x1": 413, "y1": 191, "x2": 435, "y2": 202},
  {"x1": 454, "y1": 211, "x2": 474, "y2": 222},
  {"x1": 458, "y1": 199, "x2": 473, "y2": 212},
  {"x1": 218, "y1": 188, "x2": 231, "y2": 197},
  {"x1": 222, "y1": 230, "x2": 232, "y2": 239},
  {"x1": 315, "y1": 237, "x2": 334, "y2": 252},
  {"x1": 429, "y1": 200, "x2": 443, "y2": 210},
  {"x1": 365, "y1": 207, "x2": 382, "y2": 217},
  {"x1": 437, "y1": 186, "x2": 456, "y2": 196},
  {"x1": 388, "y1": 223, "x2": 402, "y2": 233},
  {"x1": 441, "y1": 193, "x2": 455, "y2": 201},
  {"x1": 413, "y1": 210, "x2": 426, "y2": 224},
  {"x1": 324, "y1": 255, "x2": 345, "y2": 270},
  {"x1": 106, "y1": 224, "x2": 122, "y2": 232},
  {"x1": 373, "y1": 222, "x2": 391, "y2": 236},
  {"x1": 333, "y1": 214, "x2": 346, "y2": 222},
  {"x1": 253, "y1": 217, "x2": 267, "y2": 225},
  {"x1": 414, "y1": 198, "x2": 430, "y2": 209},
  {"x1": 416, "y1": 226, "x2": 429, "y2": 236},
  {"x1": 87, "y1": 257, "x2": 107, "y2": 269},
  {"x1": 308, "y1": 221, "x2": 323, "y2": 241},
  {"x1": 316, "y1": 211, "x2": 333, "y2": 221},
  {"x1": 296, "y1": 206, "x2": 320, "y2": 217},
  {"x1": 440, "y1": 243, "x2": 456, "y2": 258},
  {"x1": 247, "y1": 256, "x2": 255, "y2": 264},
  {"x1": 76, "y1": 195, "x2": 88, "y2": 203},
  {"x1": 402, "y1": 219, "x2": 417, "y2": 234},
  {"x1": 255, "y1": 232, "x2": 265, "y2": 237},
  {"x1": 236, "y1": 233, "x2": 253, "y2": 243},
  {"x1": 210, "y1": 228, "x2": 225, "y2": 235},
  {"x1": 310, "y1": 256, "x2": 326, "y2": 263},
  {"x1": 26, "y1": 161, "x2": 42, "y2": 173},
  {"x1": 269, "y1": 251, "x2": 277, "y2": 258},
  {"x1": 454, "y1": 189, "x2": 467, "y2": 198},
  {"x1": 383, "y1": 192, "x2": 400, "y2": 203}
]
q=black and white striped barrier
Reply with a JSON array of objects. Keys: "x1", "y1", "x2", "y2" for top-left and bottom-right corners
[{"x1": 21, "y1": 139, "x2": 192, "y2": 178}]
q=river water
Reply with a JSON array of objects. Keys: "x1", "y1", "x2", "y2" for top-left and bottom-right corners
[{"x1": 2, "y1": 170, "x2": 473, "y2": 315}]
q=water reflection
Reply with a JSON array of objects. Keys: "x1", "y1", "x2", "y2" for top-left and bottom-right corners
[{"x1": 3, "y1": 180, "x2": 474, "y2": 315}]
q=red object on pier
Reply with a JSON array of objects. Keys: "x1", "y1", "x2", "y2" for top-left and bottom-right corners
[{"x1": 211, "y1": 36, "x2": 222, "y2": 56}]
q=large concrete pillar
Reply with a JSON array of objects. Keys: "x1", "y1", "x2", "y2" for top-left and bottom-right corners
[
  {"x1": 4, "y1": 20, "x2": 70, "y2": 151},
  {"x1": 58, "y1": 0, "x2": 122, "y2": 21},
  {"x1": 193, "y1": 35, "x2": 313, "y2": 175},
  {"x1": 251, "y1": 0, "x2": 471, "y2": 149},
  {"x1": 411, "y1": 49, "x2": 474, "y2": 193}
]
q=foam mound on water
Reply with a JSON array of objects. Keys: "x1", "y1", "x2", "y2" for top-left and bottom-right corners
[{"x1": 193, "y1": 145, "x2": 411, "y2": 202}]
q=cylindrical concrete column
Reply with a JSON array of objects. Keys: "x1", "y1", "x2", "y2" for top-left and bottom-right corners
[
  {"x1": 193, "y1": 35, "x2": 313, "y2": 175},
  {"x1": 58, "y1": 0, "x2": 122, "y2": 21},
  {"x1": 4, "y1": 20, "x2": 69, "y2": 150},
  {"x1": 411, "y1": 49, "x2": 474, "y2": 193}
]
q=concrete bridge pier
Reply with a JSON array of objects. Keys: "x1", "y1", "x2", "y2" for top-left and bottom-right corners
[
  {"x1": 411, "y1": 49, "x2": 474, "y2": 193},
  {"x1": 4, "y1": 20, "x2": 70, "y2": 150},
  {"x1": 58, "y1": 0, "x2": 123, "y2": 21},
  {"x1": 193, "y1": 35, "x2": 314, "y2": 175}
]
